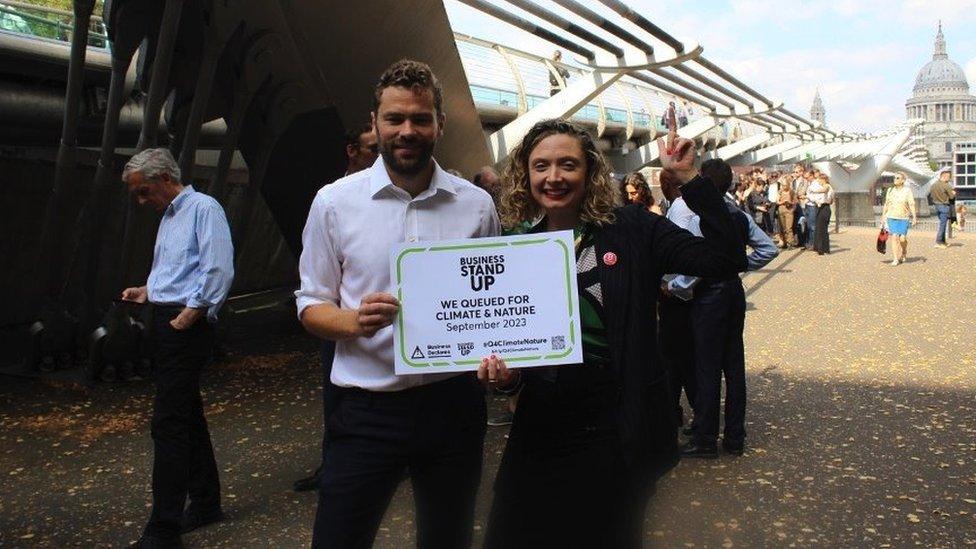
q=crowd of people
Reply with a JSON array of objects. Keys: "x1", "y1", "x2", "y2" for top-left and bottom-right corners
[
  {"x1": 619, "y1": 163, "x2": 839, "y2": 257},
  {"x1": 724, "y1": 164, "x2": 836, "y2": 255},
  {"x1": 120, "y1": 58, "x2": 791, "y2": 549}
]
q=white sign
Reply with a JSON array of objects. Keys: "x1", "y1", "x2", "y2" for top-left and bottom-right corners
[{"x1": 391, "y1": 231, "x2": 583, "y2": 375}]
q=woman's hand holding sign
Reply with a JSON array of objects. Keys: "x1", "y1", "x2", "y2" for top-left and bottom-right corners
[
  {"x1": 477, "y1": 354, "x2": 518, "y2": 388},
  {"x1": 357, "y1": 292, "x2": 400, "y2": 337}
]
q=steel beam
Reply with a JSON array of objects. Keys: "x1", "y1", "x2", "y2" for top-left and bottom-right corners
[
  {"x1": 550, "y1": 0, "x2": 654, "y2": 56},
  {"x1": 622, "y1": 115, "x2": 717, "y2": 171},
  {"x1": 456, "y1": 0, "x2": 597, "y2": 60},
  {"x1": 498, "y1": 0, "x2": 618, "y2": 58},
  {"x1": 704, "y1": 132, "x2": 771, "y2": 161},
  {"x1": 488, "y1": 69, "x2": 625, "y2": 165},
  {"x1": 136, "y1": 0, "x2": 184, "y2": 150},
  {"x1": 36, "y1": 0, "x2": 96, "y2": 302},
  {"x1": 594, "y1": 0, "x2": 684, "y2": 52},
  {"x1": 737, "y1": 139, "x2": 802, "y2": 165},
  {"x1": 178, "y1": 1, "x2": 243, "y2": 183}
]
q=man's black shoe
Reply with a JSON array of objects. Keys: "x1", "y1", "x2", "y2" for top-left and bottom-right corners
[
  {"x1": 180, "y1": 507, "x2": 224, "y2": 534},
  {"x1": 680, "y1": 441, "x2": 719, "y2": 459},
  {"x1": 293, "y1": 474, "x2": 320, "y2": 492},
  {"x1": 722, "y1": 440, "x2": 745, "y2": 456},
  {"x1": 294, "y1": 464, "x2": 323, "y2": 492},
  {"x1": 129, "y1": 535, "x2": 183, "y2": 548},
  {"x1": 487, "y1": 410, "x2": 514, "y2": 427}
]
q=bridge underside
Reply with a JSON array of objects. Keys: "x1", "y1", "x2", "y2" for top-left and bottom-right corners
[
  {"x1": 0, "y1": 0, "x2": 937, "y2": 372},
  {"x1": 0, "y1": 0, "x2": 487, "y2": 370}
]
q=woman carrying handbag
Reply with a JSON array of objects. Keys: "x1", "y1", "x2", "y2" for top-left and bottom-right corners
[{"x1": 880, "y1": 172, "x2": 917, "y2": 266}]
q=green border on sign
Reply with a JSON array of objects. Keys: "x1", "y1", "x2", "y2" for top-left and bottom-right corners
[{"x1": 396, "y1": 236, "x2": 577, "y2": 368}]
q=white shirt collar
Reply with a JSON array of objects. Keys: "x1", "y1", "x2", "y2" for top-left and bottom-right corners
[{"x1": 368, "y1": 157, "x2": 458, "y2": 199}]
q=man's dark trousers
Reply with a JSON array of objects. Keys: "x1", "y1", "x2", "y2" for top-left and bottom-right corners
[
  {"x1": 658, "y1": 296, "x2": 696, "y2": 427},
  {"x1": 690, "y1": 278, "x2": 747, "y2": 447},
  {"x1": 312, "y1": 374, "x2": 486, "y2": 548},
  {"x1": 145, "y1": 306, "x2": 220, "y2": 539},
  {"x1": 320, "y1": 340, "x2": 337, "y2": 460}
]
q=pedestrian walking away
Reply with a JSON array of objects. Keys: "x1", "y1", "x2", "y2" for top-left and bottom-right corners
[
  {"x1": 929, "y1": 168, "x2": 955, "y2": 247},
  {"x1": 121, "y1": 148, "x2": 235, "y2": 548}
]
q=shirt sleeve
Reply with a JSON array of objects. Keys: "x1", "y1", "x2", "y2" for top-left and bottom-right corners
[
  {"x1": 664, "y1": 208, "x2": 703, "y2": 301},
  {"x1": 482, "y1": 199, "x2": 502, "y2": 237},
  {"x1": 744, "y1": 213, "x2": 779, "y2": 271},
  {"x1": 186, "y1": 201, "x2": 235, "y2": 313},
  {"x1": 295, "y1": 190, "x2": 342, "y2": 319}
]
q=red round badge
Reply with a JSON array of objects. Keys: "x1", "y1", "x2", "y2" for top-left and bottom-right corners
[{"x1": 603, "y1": 252, "x2": 617, "y2": 266}]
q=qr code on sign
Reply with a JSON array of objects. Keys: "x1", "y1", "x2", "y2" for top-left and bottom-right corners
[{"x1": 551, "y1": 336, "x2": 565, "y2": 350}]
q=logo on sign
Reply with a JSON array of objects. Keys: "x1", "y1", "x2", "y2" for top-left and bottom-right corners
[
  {"x1": 459, "y1": 255, "x2": 506, "y2": 292},
  {"x1": 411, "y1": 346, "x2": 425, "y2": 359},
  {"x1": 458, "y1": 342, "x2": 474, "y2": 356}
]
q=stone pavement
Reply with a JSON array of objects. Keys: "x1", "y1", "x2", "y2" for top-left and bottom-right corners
[{"x1": 0, "y1": 227, "x2": 973, "y2": 548}]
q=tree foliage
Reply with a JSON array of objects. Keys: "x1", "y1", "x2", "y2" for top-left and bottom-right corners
[
  {"x1": 13, "y1": 1, "x2": 104, "y2": 12},
  {"x1": 2, "y1": 0, "x2": 107, "y2": 47}
]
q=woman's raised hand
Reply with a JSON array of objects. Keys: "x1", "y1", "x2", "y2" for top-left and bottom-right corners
[{"x1": 657, "y1": 136, "x2": 699, "y2": 183}]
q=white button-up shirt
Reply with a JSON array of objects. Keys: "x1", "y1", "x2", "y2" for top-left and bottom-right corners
[
  {"x1": 661, "y1": 197, "x2": 702, "y2": 301},
  {"x1": 296, "y1": 158, "x2": 500, "y2": 391}
]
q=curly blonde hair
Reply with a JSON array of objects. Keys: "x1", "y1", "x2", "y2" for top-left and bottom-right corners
[{"x1": 499, "y1": 119, "x2": 618, "y2": 229}]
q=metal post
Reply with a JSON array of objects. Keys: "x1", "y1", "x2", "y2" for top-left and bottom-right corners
[
  {"x1": 81, "y1": 35, "x2": 140, "y2": 334},
  {"x1": 136, "y1": 0, "x2": 184, "y2": 150},
  {"x1": 36, "y1": 0, "x2": 96, "y2": 303},
  {"x1": 178, "y1": 23, "x2": 225, "y2": 183},
  {"x1": 118, "y1": 0, "x2": 183, "y2": 290}
]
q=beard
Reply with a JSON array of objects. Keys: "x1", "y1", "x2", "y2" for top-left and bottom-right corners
[{"x1": 379, "y1": 137, "x2": 435, "y2": 177}]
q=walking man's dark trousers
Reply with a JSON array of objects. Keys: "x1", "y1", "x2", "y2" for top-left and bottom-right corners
[{"x1": 146, "y1": 305, "x2": 221, "y2": 539}]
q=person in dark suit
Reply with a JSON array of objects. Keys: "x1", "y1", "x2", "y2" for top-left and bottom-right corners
[
  {"x1": 293, "y1": 123, "x2": 377, "y2": 493},
  {"x1": 479, "y1": 119, "x2": 747, "y2": 548},
  {"x1": 680, "y1": 159, "x2": 777, "y2": 459}
]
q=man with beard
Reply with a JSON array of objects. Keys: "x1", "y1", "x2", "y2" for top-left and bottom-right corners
[
  {"x1": 292, "y1": 122, "x2": 378, "y2": 493},
  {"x1": 295, "y1": 59, "x2": 499, "y2": 547}
]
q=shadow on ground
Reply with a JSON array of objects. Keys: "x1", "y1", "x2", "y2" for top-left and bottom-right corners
[
  {"x1": 1, "y1": 228, "x2": 974, "y2": 547},
  {"x1": 2, "y1": 349, "x2": 973, "y2": 547}
]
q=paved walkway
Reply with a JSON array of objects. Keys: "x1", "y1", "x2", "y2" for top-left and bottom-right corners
[{"x1": 1, "y1": 228, "x2": 974, "y2": 547}]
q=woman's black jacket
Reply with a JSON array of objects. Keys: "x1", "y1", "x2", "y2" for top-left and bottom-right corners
[{"x1": 588, "y1": 174, "x2": 748, "y2": 480}]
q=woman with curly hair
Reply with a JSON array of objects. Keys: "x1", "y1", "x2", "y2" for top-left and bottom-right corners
[{"x1": 478, "y1": 119, "x2": 747, "y2": 548}]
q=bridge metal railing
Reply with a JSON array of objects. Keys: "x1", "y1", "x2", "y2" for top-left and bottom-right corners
[
  {"x1": 455, "y1": 31, "x2": 767, "y2": 145},
  {"x1": 0, "y1": 0, "x2": 108, "y2": 49}
]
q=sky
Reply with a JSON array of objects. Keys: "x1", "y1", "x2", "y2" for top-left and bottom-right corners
[{"x1": 444, "y1": 0, "x2": 976, "y2": 133}]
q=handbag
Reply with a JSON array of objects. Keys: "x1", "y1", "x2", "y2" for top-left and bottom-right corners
[{"x1": 876, "y1": 227, "x2": 889, "y2": 254}]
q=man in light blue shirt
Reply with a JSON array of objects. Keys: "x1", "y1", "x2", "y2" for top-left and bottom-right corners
[{"x1": 120, "y1": 148, "x2": 234, "y2": 547}]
